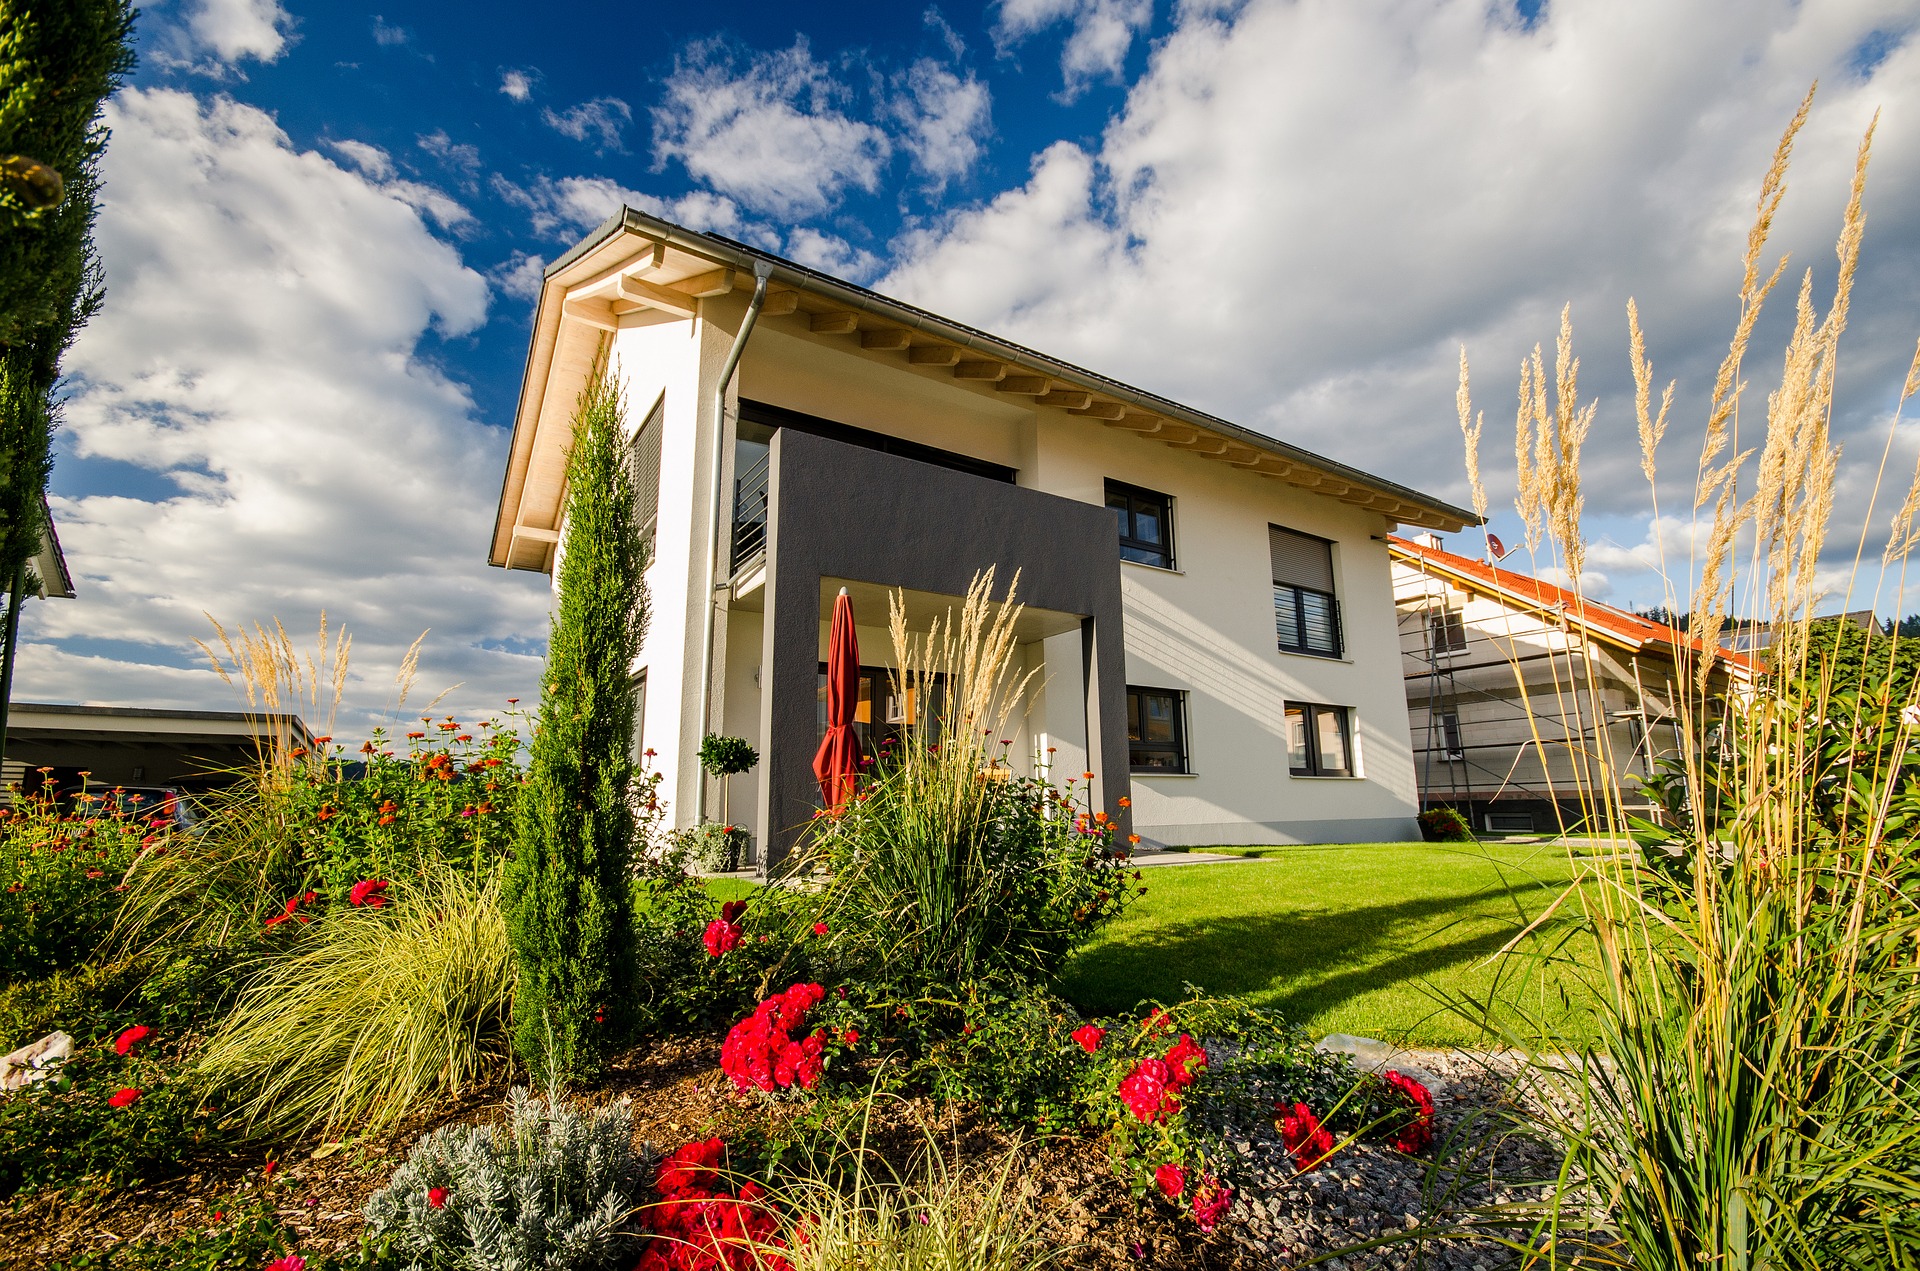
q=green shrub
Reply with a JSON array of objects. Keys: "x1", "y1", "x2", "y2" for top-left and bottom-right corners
[
  {"x1": 673, "y1": 821, "x2": 746, "y2": 873},
  {"x1": 0, "y1": 1036, "x2": 210, "y2": 1197},
  {"x1": 365, "y1": 1084, "x2": 652, "y2": 1271},
  {"x1": 49, "y1": 1197, "x2": 400, "y2": 1269},
  {"x1": 798, "y1": 575, "x2": 1140, "y2": 996},
  {"x1": 1416, "y1": 806, "x2": 1473, "y2": 842},
  {"x1": 112, "y1": 723, "x2": 524, "y2": 956},
  {"x1": 0, "y1": 783, "x2": 165, "y2": 981},
  {"x1": 194, "y1": 867, "x2": 513, "y2": 1137},
  {"x1": 507, "y1": 358, "x2": 648, "y2": 1081},
  {"x1": 625, "y1": 860, "x2": 797, "y2": 1036}
]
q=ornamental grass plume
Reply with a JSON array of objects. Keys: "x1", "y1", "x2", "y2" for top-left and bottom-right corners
[
  {"x1": 747, "y1": 1100, "x2": 1057, "y2": 1271},
  {"x1": 194, "y1": 865, "x2": 512, "y2": 1137},
  {"x1": 1434, "y1": 86, "x2": 1920, "y2": 1270}
]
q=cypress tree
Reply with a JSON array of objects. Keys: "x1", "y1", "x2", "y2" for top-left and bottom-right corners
[
  {"x1": 505, "y1": 357, "x2": 649, "y2": 1080},
  {"x1": 0, "y1": 1, "x2": 136, "y2": 765}
]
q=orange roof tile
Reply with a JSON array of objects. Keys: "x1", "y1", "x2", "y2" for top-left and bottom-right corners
[{"x1": 1388, "y1": 535, "x2": 1760, "y2": 675}]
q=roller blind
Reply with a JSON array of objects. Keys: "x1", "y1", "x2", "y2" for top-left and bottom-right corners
[
  {"x1": 1269, "y1": 526, "x2": 1334, "y2": 591},
  {"x1": 629, "y1": 397, "x2": 664, "y2": 549}
]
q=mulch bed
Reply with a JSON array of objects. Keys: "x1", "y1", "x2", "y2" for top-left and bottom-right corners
[{"x1": 0, "y1": 1035, "x2": 1255, "y2": 1269}]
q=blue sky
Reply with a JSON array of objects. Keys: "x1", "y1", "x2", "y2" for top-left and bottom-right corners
[{"x1": 19, "y1": 0, "x2": 1920, "y2": 732}]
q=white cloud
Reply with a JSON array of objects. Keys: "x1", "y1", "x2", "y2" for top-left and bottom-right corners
[
  {"x1": 418, "y1": 130, "x2": 482, "y2": 175},
  {"x1": 490, "y1": 251, "x2": 547, "y2": 301},
  {"x1": 500, "y1": 69, "x2": 536, "y2": 102},
  {"x1": 995, "y1": 0, "x2": 1153, "y2": 97},
  {"x1": 371, "y1": 15, "x2": 410, "y2": 47},
  {"x1": 326, "y1": 138, "x2": 393, "y2": 181},
  {"x1": 542, "y1": 97, "x2": 633, "y2": 153},
  {"x1": 890, "y1": 59, "x2": 992, "y2": 185},
  {"x1": 23, "y1": 89, "x2": 551, "y2": 733},
  {"x1": 784, "y1": 228, "x2": 882, "y2": 281},
  {"x1": 323, "y1": 138, "x2": 470, "y2": 229},
  {"x1": 156, "y1": 0, "x2": 293, "y2": 72},
  {"x1": 888, "y1": 0, "x2": 1920, "y2": 611},
  {"x1": 651, "y1": 38, "x2": 891, "y2": 218},
  {"x1": 494, "y1": 172, "x2": 742, "y2": 239}
]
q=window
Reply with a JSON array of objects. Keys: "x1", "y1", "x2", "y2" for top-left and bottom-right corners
[
  {"x1": 1429, "y1": 608, "x2": 1467, "y2": 655},
  {"x1": 1107, "y1": 481, "x2": 1174, "y2": 569},
  {"x1": 629, "y1": 672, "x2": 648, "y2": 764},
  {"x1": 1126, "y1": 686, "x2": 1188, "y2": 773},
  {"x1": 1271, "y1": 526, "x2": 1341, "y2": 657},
  {"x1": 1285, "y1": 702, "x2": 1352, "y2": 776},
  {"x1": 629, "y1": 396, "x2": 665, "y2": 560},
  {"x1": 1438, "y1": 711, "x2": 1463, "y2": 759}
]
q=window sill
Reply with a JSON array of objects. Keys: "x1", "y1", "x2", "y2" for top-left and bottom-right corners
[
  {"x1": 1123, "y1": 559, "x2": 1183, "y2": 576},
  {"x1": 1276, "y1": 648, "x2": 1355, "y2": 665},
  {"x1": 1288, "y1": 773, "x2": 1364, "y2": 780},
  {"x1": 1131, "y1": 769, "x2": 1198, "y2": 778}
]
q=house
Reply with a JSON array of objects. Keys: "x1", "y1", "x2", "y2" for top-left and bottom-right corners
[
  {"x1": 2, "y1": 703, "x2": 313, "y2": 800},
  {"x1": 1389, "y1": 532, "x2": 1756, "y2": 833},
  {"x1": 489, "y1": 209, "x2": 1476, "y2": 868}
]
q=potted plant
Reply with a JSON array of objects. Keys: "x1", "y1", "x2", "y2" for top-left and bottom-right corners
[{"x1": 697, "y1": 734, "x2": 759, "y2": 869}]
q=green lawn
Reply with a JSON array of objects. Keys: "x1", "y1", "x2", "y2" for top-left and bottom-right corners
[{"x1": 1062, "y1": 842, "x2": 1596, "y2": 1047}]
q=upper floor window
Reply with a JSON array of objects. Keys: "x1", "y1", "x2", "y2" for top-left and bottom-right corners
[
  {"x1": 1107, "y1": 480, "x2": 1174, "y2": 569},
  {"x1": 629, "y1": 396, "x2": 665, "y2": 561},
  {"x1": 1438, "y1": 710, "x2": 1464, "y2": 759},
  {"x1": 1271, "y1": 525, "x2": 1341, "y2": 657},
  {"x1": 1429, "y1": 608, "x2": 1467, "y2": 655},
  {"x1": 1285, "y1": 702, "x2": 1353, "y2": 777},
  {"x1": 1127, "y1": 685, "x2": 1188, "y2": 773}
]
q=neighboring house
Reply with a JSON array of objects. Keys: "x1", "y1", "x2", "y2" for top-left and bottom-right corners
[
  {"x1": 1389, "y1": 533, "x2": 1756, "y2": 833},
  {"x1": 2, "y1": 703, "x2": 313, "y2": 799},
  {"x1": 490, "y1": 209, "x2": 1476, "y2": 868}
]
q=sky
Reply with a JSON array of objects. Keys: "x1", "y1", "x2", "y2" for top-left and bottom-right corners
[{"x1": 16, "y1": 0, "x2": 1920, "y2": 738}]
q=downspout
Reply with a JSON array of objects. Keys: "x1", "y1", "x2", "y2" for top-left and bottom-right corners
[{"x1": 695, "y1": 257, "x2": 774, "y2": 822}]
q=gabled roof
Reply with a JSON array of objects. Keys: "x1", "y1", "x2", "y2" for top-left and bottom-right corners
[
  {"x1": 1388, "y1": 534, "x2": 1760, "y2": 676},
  {"x1": 491, "y1": 209, "x2": 1478, "y2": 568}
]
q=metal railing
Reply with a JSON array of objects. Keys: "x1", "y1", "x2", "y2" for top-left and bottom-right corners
[{"x1": 730, "y1": 448, "x2": 771, "y2": 573}]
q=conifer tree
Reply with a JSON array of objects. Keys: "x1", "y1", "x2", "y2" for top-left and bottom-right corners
[
  {"x1": 0, "y1": 0, "x2": 136, "y2": 768},
  {"x1": 506, "y1": 357, "x2": 649, "y2": 1079}
]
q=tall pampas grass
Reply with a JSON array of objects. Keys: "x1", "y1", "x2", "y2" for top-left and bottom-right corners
[{"x1": 1438, "y1": 88, "x2": 1920, "y2": 1270}]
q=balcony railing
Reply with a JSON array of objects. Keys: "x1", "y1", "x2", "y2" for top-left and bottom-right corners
[{"x1": 730, "y1": 447, "x2": 771, "y2": 573}]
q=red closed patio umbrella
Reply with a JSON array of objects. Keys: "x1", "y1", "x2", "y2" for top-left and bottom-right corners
[{"x1": 813, "y1": 587, "x2": 864, "y2": 810}]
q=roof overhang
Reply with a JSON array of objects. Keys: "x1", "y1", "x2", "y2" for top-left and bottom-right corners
[
  {"x1": 31, "y1": 497, "x2": 74, "y2": 599},
  {"x1": 491, "y1": 209, "x2": 1478, "y2": 569}
]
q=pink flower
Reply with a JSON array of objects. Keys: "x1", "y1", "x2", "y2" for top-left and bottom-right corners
[
  {"x1": 349, "y1": 878, "x2": 389, "y2": 908},
  {"x1": 1071, "y1": 1023, "x2": 1106, "y2": 1055},
  {"x1": 263, "y1": 1258, "x2": 307, "y2": 1271},
  {"x1": 108, "y1": 1087, "x2": 142, "y2": 1108},
  {"x1": 1191, "y1": 1176, "x2": 1232, "y2": 1232},
  {"x1": 703, "y1": 920, "x2": 741, "y2": 957},
  {"x1": 812, "y1": 921, "x2": 829, "y2": 936},
  {"x1": 114, "y1": 1024, "x2": 151, "y2": 1055},
  {"x1": 1154, "y1": 1162, "x2": 1186, "y2": 1200},
  {"x1": 427, "y1": 1186, "x2": 449, "y2": 1209},
  {"x1": 1279, "y1": 1102, "x2": 1335, "y2": 1172}
]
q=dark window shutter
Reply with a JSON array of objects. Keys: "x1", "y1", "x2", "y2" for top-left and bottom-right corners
[
  {"x1": 630, "y1": 398, "x2": 664, "y2": 549},
  {"x1": 1269, "y1": 526, "x2": 1334, "y2": 591}
]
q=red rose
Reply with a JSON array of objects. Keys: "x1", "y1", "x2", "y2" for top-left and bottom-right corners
[
  {"x1": 114, "y1": 1024, "x2": 151, "y2": 1056},
  {"x1": 812, "y1": 921, "x2": 829, "y2": 936},
  {"x1": 1164, "y1": 1033, "x2": 1208, "y2": 1088},
  {"x1": 1279, "y1": 1102, "x2": 1335, "y2": 1172},
  {"x1": 1119, "y1": 1058, "x2": 1177, "y2": 1123},
  {"x1": 1071, "y1": 1023, "x2": 1106, "y2": 1055},
  {"x1": 349, "y1": 878, "x2": 390, "y2": 908},
  {"x1": 842, "y1": 1029, "x2": 859, "y2": 1047},
  {"x1": 1154, "y1": 1162, "x2": 1186, "y2": 1200},
  {"x1": 703, "y1": 920, "x2": 741, "y2": 957},
  {"x1": 108, "y1": 1087, "x2": 142, "y2": 1108},
  {"x1": 1191, "y1": 1176, "x2": 1232, "y2": 1232},
  {"x1": 1384, "y1": 1070, "x2": 1436, "y2": 1154}
]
